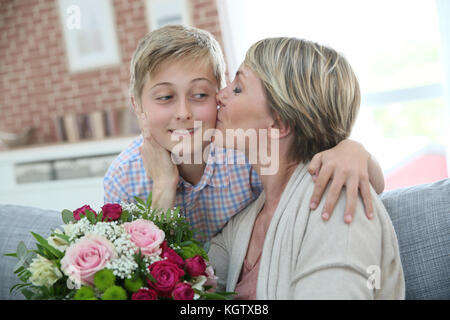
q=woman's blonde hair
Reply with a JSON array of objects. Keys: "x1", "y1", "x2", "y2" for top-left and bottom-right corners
[
  {"x1": 244, "y1": 37, "x2": 360, "y2": 162},
  {"x1": 130, "y1": 25, "x2": 227, "y2": 109}
]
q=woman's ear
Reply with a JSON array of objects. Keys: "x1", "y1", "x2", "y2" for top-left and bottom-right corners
[{"x1": 269, "y1": 114, "x2": 291, "y2": 139}]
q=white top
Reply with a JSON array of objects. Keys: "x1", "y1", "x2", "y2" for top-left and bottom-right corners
[{"x1": 208, "y1": 163, "x2": 405, "y2": 299}]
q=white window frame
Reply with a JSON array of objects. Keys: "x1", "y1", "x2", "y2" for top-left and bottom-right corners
[{"x1": 436, "y1": 0, "x2": 450, "y2": 172}]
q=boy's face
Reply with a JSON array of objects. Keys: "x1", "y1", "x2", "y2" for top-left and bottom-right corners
[{"x1": 137, "y1": 58, "x2": 218, "y2": 158}]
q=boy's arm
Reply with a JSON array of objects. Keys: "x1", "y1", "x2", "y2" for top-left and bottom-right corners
[
  {"x1": 103, "y1": 165, "x2": 130, "y2": 204},
  {"x1": 137, "y1": 112, "x2": 179, "y2": 210},
  {"x1": 307, "y1": 139, "x2": 384, "y2": 224}
]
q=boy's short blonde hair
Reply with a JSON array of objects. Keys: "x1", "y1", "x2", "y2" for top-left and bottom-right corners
[
  {"x1": 130, "y1": 25, "x2": 227, "y2": 109},
  {"x1": 244, "y1": 37, "x2": 361, "y2": 162}
]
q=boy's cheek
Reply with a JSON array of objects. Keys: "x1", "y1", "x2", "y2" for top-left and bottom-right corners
[{"x1": 196, "y1": 106, "x2": 218, "y2": 128}]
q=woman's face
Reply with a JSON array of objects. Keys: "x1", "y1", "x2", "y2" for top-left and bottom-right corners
[
  {"x1": 138, "y1": 58, "x2": 218, "y2": 158},
  {"x1": 216, "y1": 63, "x2": 274, "y2": 151}
]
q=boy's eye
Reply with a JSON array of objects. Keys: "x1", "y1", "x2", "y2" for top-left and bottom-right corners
[
  {"x1": 156, "y1": 95, "x2": 172, "y2": 101},
  {"x1": 193, "y1": 93, "x2": 208, "y2": 99},
  {"x1": 232, "y1": 87, "x2": 242, "y2": 94}
]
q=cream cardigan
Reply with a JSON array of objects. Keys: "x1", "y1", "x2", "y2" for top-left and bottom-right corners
[{"x1": 208, "y1": 163, "x2": 405, "y2": 299}]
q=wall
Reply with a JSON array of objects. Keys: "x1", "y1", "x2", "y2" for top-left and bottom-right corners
[{"x1": 0, "y1": 0, "x2": 224, "y2": 145}]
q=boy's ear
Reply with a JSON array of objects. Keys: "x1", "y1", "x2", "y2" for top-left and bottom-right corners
[{"x1": 130, "y1": 96, "x2": 141, "y2": 114}]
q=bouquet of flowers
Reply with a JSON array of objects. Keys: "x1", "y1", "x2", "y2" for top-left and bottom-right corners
[{"x1": 5, "y1": 194, "x2": 233, "y2": 300}]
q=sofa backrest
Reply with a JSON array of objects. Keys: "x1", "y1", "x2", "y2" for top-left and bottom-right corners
[{"x1": 381, "y1": 178, "x2": 450, "y2": 300}]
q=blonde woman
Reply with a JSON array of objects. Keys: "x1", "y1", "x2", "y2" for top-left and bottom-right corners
[{"x1": 209, "y1": 37, "x2": 405, "y2": 299}]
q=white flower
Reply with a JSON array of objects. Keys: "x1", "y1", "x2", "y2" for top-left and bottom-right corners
[
  {"x1": 46, "y1": 228, "x2": 68, "y2": 251},
  {"x1": 62, "y1": 223, "x2": 76, "y2": 239},
  {"x1": 28, "y1": 255, "x2": 63, "y2": 287},
  {"x1": 191, "y1": 275, "x2": 207, "y2": 300}
]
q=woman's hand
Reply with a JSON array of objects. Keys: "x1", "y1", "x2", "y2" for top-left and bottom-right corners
[
  {"x1": 307, "y1": 139, "x2": 385, "y2": 224},
  {"x1": 137, "y1": 112, "x2": 178, "y2": 210}
]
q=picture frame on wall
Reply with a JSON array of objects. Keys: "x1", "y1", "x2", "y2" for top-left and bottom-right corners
[
  {"x1": 146, "y1": 0, "x2": 191, "y2": 30},
  {"x1": 58, "y1": 0, "x2": 120, "y2": 73}
]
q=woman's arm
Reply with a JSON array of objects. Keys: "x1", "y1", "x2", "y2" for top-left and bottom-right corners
[
  {"x1": 208, "y1": 232, "x2": 230, "y2": 292},
  {"x1": 308, "y1": 139, "x2": 384, "y2": 224},
  {"x1": 293, "y1": 266, "x2": 373, "y2": 299}
]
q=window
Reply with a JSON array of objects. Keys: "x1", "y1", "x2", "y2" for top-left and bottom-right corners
[{"x1": 219, "y1": 0, "x2": 449, "y2": 189}]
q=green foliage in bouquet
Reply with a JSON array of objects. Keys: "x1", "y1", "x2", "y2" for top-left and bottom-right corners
[{"x1": 4, "y1": 193, "x2": 235, "y2": 300}]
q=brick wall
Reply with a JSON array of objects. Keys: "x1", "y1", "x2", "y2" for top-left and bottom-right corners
[{"x1": 0, "y1": 0, "x2": 224, "y2": 145}]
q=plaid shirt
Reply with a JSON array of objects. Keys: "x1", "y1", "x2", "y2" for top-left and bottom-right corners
[{"x1": 103, "y1": 136, "x2": 263, "y2": 243}]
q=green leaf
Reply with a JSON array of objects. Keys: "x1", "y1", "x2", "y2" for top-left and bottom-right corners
[
  {"x1": 61, "y1": 210, "x2": 75, "y2": 224},
  {"x1": 134, "y1": 196, "x2": 146, "y2": 207},
  {"x1": 96, "y1": 211, "x2": 103, "y2": 223},
  {"x1": 146, "y1": 273, "x2": 156, "y2": 284},
  {"x1": 10, "y1": 283, "x2": 30, "y2": 294},
  {"x1": 85, "y1": 209, "x2": 97, "y2": 224},
  {"x1": 4, "y1": 253, "x2": 17, "y2": 257},
  {"x1": 146, "y1": 192, "x2": 153, "y2": 208},
  {"x1": 13, "y1": 251, "x2": 35, "y2": 272},
  {"x1": 16, "y1": 241, "x2": 28, "y2": 259},
  {"x1": 53, "y1": 232, "x2": 70, "y2": 243},
  {"x1": 31, "y1": 232, "x2": 64, "y2": 259},
  {"x1": 120, "y1": 210, "x2": 129, "y2": 223},
  {"x1": 198, "y1": 290, "x2": 236, "y2": 300}
]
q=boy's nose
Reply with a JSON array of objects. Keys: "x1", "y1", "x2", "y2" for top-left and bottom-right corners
[{"x1": 175, "y1": 100, "x2": 192, "y2": 121}]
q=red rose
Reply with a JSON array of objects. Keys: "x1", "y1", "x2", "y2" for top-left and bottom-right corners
[
  {"x1": 73, "y1": 205, "x2": 97, "y2": 221},
  {"x1": 101, "y1": 203, "x2": 122, "y2": 221},
  {"x1": 131, "y1": 288, "x2": 158, "y2": 300},
  {"x1": 185, "y1": 255, "x2": 207, "y2": 277},
  {"x1": 172, "y1": 282, "x2": 194, "y2": 300},
  {"x1": 161, "y1": 241, "x2": 184, "y2": 267},
  {"x1": 147, "y1": 260, "x2": 185, "y2": 297}
]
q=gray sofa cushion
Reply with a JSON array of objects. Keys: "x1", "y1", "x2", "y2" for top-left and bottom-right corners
[
  {"x1": 381, "y1": 178, "x2": 450, "y2": 300},
  {"x1": 0, "y1": 204, "x2": 62, "y2": 300}
]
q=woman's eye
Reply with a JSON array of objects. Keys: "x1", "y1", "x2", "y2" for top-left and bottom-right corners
[{"x1": 232, "y1": 87, "x2": 242, "y2": 94}]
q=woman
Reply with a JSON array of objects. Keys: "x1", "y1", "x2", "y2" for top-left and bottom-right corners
[{"x1": 209, "y1": 37, "x2": 405, "y2": 299}]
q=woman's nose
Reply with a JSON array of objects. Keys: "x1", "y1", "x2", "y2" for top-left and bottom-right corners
[{"x1": 216, "y1": 89, "x2": 226, "y2": 108}]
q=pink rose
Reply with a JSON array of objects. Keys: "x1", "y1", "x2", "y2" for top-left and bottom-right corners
[
  {"x1": 73, "y1": 205, "x2": 97, "y2": 221},
  {"x1": 161, "y1": 241, "x2": 184, "y2": 267},
  {"x1": 185, "y1": 255, "x2": 207, "y2": 277},
  {"x1": 61, "y1": 235, "x2": 117, "y2": 286},
  {"x1": 101, "y1": 203, "x2": 122, "y2": 221},
  {"x1": 172, "y1": 282, "x2": 194, "y2": 300},
  {"x1": 147, "y1": 260, "x2": 185, "y2": 297},
  {"x1": 132, "y1": 288, "x2": 158, "y2": 300},
  {"x1": 124, "y1": 219, "x2": 165, "y2": 256}
]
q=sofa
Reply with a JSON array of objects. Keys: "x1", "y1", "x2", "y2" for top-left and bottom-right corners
[{"x1": 1, "y1": 179, "x2": 449, "y2": 300}]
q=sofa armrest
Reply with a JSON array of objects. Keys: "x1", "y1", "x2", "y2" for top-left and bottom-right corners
[{"x1": 0, "y1": 204, "x2": 62, "y2": 300}]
